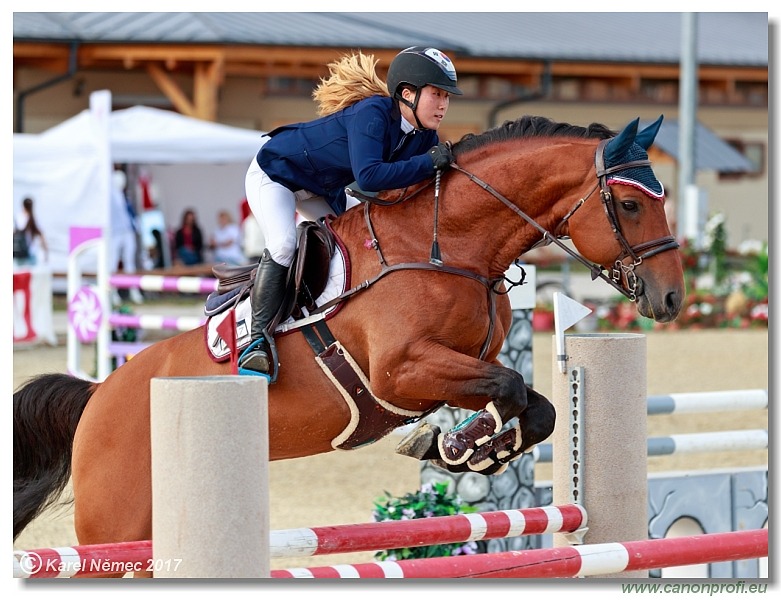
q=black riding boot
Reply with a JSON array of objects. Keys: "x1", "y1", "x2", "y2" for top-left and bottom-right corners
[{"x1": 238, "y1": 249, "x2": 288, "y2": 375}]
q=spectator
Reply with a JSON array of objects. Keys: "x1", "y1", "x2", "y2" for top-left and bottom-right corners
[
  {"x1": 210, "y1": 210, "x2": 247, "y2": 266},
  {"x1": 14, "y1": 196, "x2": 48, "y2": 266},
  {"x1": 174, "y1": 208, "x2": 205, "y2": 265}
]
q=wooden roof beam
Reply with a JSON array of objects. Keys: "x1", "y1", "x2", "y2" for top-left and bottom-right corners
[
  {"x1": 146, "y1": 63, "x2": 196, "y2": 117},
  {"x1": 145, "y1": 56, "x2": 225, "y2": 121},
  {"x1": 79, "y1": 44, "x2": 225, "y2": 65},
  {"x1": 193, "y1": 58, "x2": 223, "y2": 121}
]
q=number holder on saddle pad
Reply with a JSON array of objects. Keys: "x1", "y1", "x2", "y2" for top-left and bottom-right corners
[{"x1": 205, "y1": 219, "x2": 341, "y2": 376}]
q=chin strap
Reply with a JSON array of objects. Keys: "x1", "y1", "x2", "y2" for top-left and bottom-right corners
[{"x1": 395, "y1": 89, "x2": 427, "y2": 130}]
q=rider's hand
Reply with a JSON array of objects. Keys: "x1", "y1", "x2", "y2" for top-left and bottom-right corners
[{"x1": 428, "y1": 143, "x2": 455, "y2": 171}]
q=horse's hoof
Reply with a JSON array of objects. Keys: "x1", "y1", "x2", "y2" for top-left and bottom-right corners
[
  {"x1": 463, "y1": 423, "x2": 522, "y2": 472},
  {"x1": 395, "y1": 422, "x2": 441, "y2": 459},
  {"x1": 436, "y1": 404, "x2": 502, "y2": 466}
]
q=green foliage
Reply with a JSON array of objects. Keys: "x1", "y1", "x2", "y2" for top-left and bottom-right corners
[
  {"x1": 703, "y1": 212, "x2": 730, "y2": 289},
  {"x1": 372, "y1": 481, "x2": 478, "y2": 561},
  {"x1": 741, "y1": 243, "x2": 769, "y2": 302}
]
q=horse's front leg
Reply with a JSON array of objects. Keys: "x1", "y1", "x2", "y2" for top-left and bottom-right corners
[
  {"x1": 430, "y1": 384, "x2": 555, "y2": 475},
  {"x1": 375, "y1": 346, "x2": 555, "y2": 474}
]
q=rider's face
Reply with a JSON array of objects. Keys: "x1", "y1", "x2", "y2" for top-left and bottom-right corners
[{"x1": 401, "y1": 86, "x2": 450, "y2": 130}]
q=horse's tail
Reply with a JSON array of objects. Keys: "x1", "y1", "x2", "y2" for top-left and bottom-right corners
[{"x1": 13, "y1": 373, "x2": 96, "y2": 540}]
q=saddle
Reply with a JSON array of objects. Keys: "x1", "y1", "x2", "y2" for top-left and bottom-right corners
[{"x1": 207, "y1": 219, "x2": 336, "y2": 327}]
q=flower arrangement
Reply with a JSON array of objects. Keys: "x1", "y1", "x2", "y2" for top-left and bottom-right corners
[{"x1": 372, "y1": 481, "x2": 478, "y2": 560}]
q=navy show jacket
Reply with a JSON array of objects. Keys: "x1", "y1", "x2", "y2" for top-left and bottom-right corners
[{"x1": 257, "y1": 95, "x2": 438, "y2": 215}]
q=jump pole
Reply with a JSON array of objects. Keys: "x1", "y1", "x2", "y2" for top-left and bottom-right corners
[
  {"x1": 552, "y1": 326, "x2": 648, "y2": 577},
  {"x1": 150, "y1": 376, "x2": 270, "y2": 578}
]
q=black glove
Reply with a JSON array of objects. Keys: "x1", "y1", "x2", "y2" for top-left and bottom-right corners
[{"x1": 428, "y1": 143, "x2": 454, "y2": 171}]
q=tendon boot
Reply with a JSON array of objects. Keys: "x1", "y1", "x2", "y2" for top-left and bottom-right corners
[{"x1": 238, "y1": 249, "x2": 289, "y2": 376}]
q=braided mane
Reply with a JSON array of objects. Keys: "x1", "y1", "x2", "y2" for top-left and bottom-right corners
[{"x1": 452, "y1": 115, "x2": 615, "y2": 156}]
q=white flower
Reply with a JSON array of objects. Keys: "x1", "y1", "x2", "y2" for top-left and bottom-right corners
[
  {"x1": 737, "y1": 239, "x2": 764, "y2": 256},
  {"x1": 702, "y1": 212, "x2": 726, "y2": 250},
  {"x1": 750, "y1": 304, "x2": 769, "y2": 320}
]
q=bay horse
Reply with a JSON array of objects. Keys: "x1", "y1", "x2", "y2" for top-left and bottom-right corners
[{"x1": 14, "y1": 115, "x2": 684, "y2": 573}]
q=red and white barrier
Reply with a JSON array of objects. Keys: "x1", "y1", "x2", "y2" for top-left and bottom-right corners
[
  {"x1": 271, "y1": 529, "x2": 768, "y2": 579},
  {"x1": 13, "y1": 504, "x2": 586, "y2": 578},
  {"x1": 272, "y1": 503, "x2": 586, "y2": 558}
]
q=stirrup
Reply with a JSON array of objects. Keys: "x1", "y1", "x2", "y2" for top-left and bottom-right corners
[{"x1": 238, "y1": 338, "x2": 272, "y2": 379}]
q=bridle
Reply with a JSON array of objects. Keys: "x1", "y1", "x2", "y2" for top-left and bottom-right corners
[
  {"x1": 449, "y1": 137, "x2": 679, "y2": 301},
  {"x1": 592, "y1": 138, "x2": 679, "y2": 299}
]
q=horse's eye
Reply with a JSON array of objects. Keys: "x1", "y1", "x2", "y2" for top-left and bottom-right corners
[{"x1": 621, "y1": 201, "x2": 638, "y2": 212}]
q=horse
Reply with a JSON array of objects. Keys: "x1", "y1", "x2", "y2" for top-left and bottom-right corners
[{"x1": 14, "y1": 115, "x2": 684, "y2": 575}]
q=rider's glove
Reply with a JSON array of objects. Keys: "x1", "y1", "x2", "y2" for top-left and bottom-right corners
[{"x1": 428, "y1": 143, "x2": 455, "y2": 171}]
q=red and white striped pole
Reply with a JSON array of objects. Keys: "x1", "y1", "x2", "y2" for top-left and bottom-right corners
[
  {"x1": 271, "y1": 529, "x2": 768, "y2": 579},
  {"x1": 14, "y1": 504, "x2": 586, "y2": 578}
]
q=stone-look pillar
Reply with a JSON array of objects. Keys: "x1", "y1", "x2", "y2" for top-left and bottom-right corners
[
  {"x1": 552, "y1": 333, "x2": 647, "y2": 578},
  {"x1": 151, "y1": 376, "x2": 269, "y2": 578}
]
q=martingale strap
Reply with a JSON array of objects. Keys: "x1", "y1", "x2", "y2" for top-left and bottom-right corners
[{"x1": 301, "y1": 321, "x2": 435, "y2": 450}]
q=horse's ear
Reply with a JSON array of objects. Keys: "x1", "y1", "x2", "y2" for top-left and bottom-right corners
[
  {"x1": 604, "y1": 117, "x2": 639, "y2": 163},
  {"x1": 635, "y1": 115, "x2": 664, "y2": 150}
]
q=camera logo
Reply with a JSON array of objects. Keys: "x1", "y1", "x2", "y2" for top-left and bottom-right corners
[{"x1": 14, "y1": 550, "x2": 42, "y2": 576}]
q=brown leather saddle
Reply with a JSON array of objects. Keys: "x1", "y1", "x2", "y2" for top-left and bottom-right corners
[{"x1": 208, "y1": 219, "x2": 336, "y2": 330}]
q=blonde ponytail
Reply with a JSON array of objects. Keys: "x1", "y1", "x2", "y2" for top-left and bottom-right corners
[{"x1": 313, "y1": 52, "x2": 389, "y2": 116}]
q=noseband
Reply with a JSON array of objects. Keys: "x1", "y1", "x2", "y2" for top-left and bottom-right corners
[{"x1": 451, "y1": 138, "x2": 679, "y2": 301}]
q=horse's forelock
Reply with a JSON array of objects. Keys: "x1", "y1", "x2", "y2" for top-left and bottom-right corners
[{"x1": 452, "y1": 116, "x2": 615, "y2": 157}]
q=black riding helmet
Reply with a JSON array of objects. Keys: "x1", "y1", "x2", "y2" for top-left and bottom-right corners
[{"x1": 387, "y1": 47, "x2": 463, "y2": 129}]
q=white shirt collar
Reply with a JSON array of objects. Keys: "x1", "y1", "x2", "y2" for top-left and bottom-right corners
[{"x1": 400, "y1": 116, "x2": 415, "y2": 134}]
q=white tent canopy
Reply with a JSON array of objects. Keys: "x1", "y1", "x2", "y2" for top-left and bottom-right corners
[
  {"x1": 13, "y1": 94, "x2": 264, "y2": 274},
  {"x1": 41, "y1": 105, "x2": 262, "y2": 164}
]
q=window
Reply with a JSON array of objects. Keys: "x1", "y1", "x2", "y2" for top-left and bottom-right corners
[{"x1": 718, "y1": 139, "x2": 765, "y2": 180}]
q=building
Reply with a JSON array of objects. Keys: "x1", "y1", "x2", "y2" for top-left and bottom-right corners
[{"x1": 13, "y1": 12, "x2": 769, "y2": 248}]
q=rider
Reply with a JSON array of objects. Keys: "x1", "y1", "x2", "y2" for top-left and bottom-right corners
[{"x1": 238, "y1": 46, "x2": 463, "y2": 376}]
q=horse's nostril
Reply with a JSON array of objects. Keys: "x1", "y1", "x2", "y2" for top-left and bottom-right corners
[{"x1": 666, "y1": 290, "x2": 680, "y2": 313}]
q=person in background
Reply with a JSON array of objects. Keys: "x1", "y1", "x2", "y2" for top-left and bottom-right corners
[
  {"x1": 210, "y1": 209, "x2": 247, "y2": 266},
  {"x1": 239, "y1": 46, "x2": 461, "y2": 375},
  {"x1": 174, "y1": 208, "x2": 205, "y2": 265},
  {"x1": 110, "y1": 167, "x2": 143, "y2": 303},
  {"x1": 15, "y1": 196, "x2": 48, "y2": 266}
]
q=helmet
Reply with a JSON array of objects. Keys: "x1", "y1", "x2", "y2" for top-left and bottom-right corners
[{"x1": 386, "y1": 46, "x2": 463, "y2": 98}]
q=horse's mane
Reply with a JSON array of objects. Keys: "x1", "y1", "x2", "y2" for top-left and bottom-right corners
[{"x1": 452, "y1": 115, "x2": 615, "y2": 155}]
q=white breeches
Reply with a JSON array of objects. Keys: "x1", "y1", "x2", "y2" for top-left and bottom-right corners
[{"x1": 245, "y1": 138, "x2": 359, "y2": 267}]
